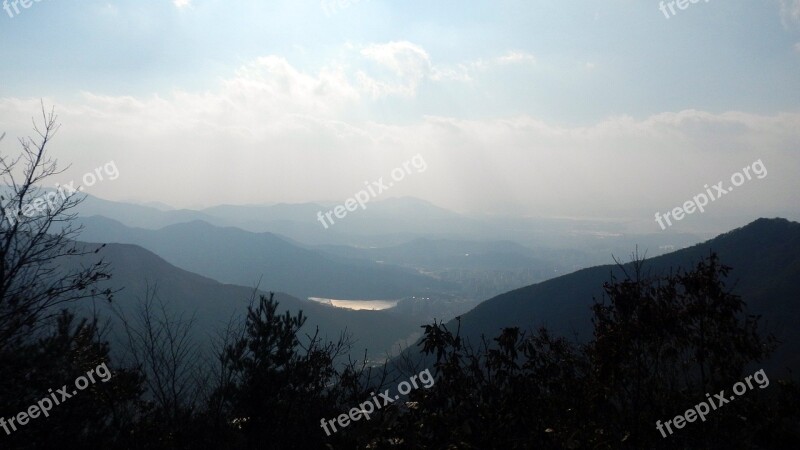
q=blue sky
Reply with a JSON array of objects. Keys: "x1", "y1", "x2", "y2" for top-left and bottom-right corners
[
  {"x1": 2, "y1": 0, "x2": 798, "y2": 121},
  {"x1": 0, "y1": 0, "x2": 798, "y2": 230}
]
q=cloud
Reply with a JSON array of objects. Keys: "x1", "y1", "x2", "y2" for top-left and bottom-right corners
[
  {"x1": 0, "y1": 44, "x2": 796, "y2": 222},
  {"x1": 358, "y1": 41, "x2": 432, "y2": 97},
  {"x1": 495, "y1": 51, "x2": 536, "y2": 65},
  {"x1": 468, "y1": 51, "x2": 537, "y2": 71},
  {"x1": 221, "y1": 56, "x2": 361, "y2": 115},
  {"x1": 173, "y1": 0, "x2": 191, "y2": 9},
  {"x1": 354, "y1": 42, "x2": 535, "y2": 96},
  {"x1": 360, "y1": 41, "x2": 431, "y2": 77},
  {"x1": 779, "y1": 0, "x2": 800, "y2": 27}
]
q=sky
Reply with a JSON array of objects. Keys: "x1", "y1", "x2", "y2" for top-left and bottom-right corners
[{"x1": 0, "y1": 0, "x2": 798, "y2": 229}]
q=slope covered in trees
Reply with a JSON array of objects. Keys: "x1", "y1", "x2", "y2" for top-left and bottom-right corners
[{"x1": 448, "y1": 218, "x2": 800, "y2": 373}]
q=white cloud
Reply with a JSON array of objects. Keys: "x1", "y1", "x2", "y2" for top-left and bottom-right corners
[
  {"x1": 495, "y1": 51, "x2": 536, "y2": 65},
  {"x1": 779, "y1": 0, "x2": 800, "y2": 27},
  {"x1": 173, "y1": 0, "x2": 192, "y2": 9},
  {"x1": 358, "y1": 41, "x2": 432, "y2": 97},
  {"x1": 222, "y1": 56, "x2": 360, "y2": 115},
  {"x1": 0, "y1": 44, "x2": 796, "y2": 222},
  {"x1": 429, "y1": 64, "x2": 473, "y2": 82},
  {"x1": 468, "y1": 51, "x2": 537, "y2": 71},
  {"x1": 354, "y1": 42, "x2": 534, "y2": 96},
  {"x1": 361, "y1": 41, "x2": 431, "y2": 77}
]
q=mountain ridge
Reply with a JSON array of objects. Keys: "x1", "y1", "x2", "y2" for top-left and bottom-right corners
[{"x1": 446, "y1": 217, "x2": 800, "y2": 372}]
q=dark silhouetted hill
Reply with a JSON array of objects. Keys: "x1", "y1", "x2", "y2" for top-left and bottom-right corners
[
  {"x1": 66, "y1": 242, "x2": 421, "y2": 360},
  {"x1": 448, "y1": 218, "x2": 800, "y2": 372}
]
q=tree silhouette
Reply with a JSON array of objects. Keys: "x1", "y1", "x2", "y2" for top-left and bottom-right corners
[
  {"x1": 0, "y1": 106, "x2": 140, "y2": 450},
  {"x1": 0, "y1": 105, "x2": 114, "y2": 349},
  {"x1": 213, "y1": 292, "x2": 358, "y2": 449},
  {"x1": 365, "y1": 253, "x2": 798, "y2": 449}
]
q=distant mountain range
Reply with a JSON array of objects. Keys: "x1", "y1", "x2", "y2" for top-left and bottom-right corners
[
  {"x1": 75, "y1": 216, "x2": 456, "y2": 300},
  {"x1": 75, "y1": 194, "x2": 708, "y2": 258},
  {"x1": 76, "y1": 195, "x2": 493, "y2": 245}
]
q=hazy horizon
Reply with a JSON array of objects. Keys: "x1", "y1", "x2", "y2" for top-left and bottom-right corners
[{"x1": 0, "y1": 0, "x2": 798, "y2": 230}]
